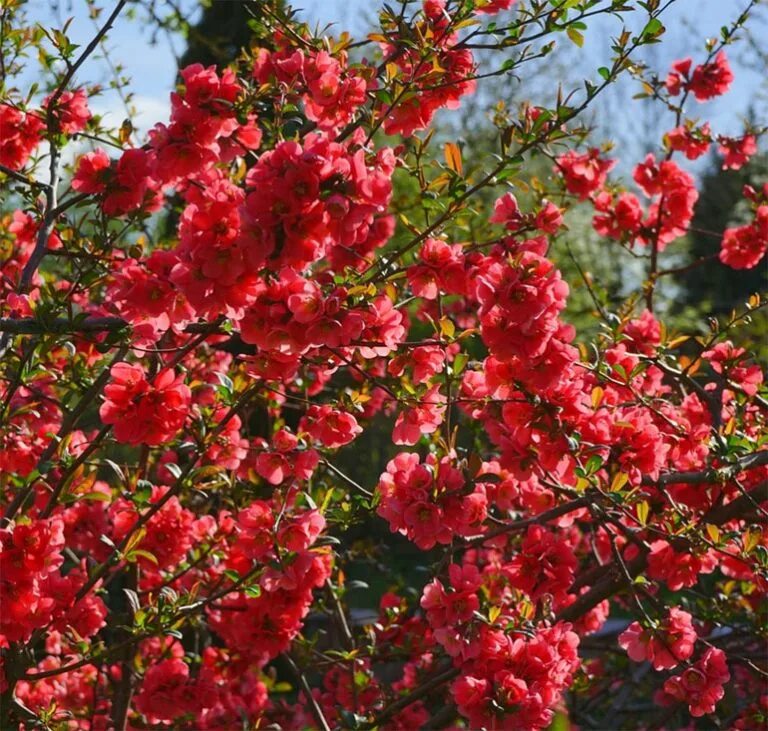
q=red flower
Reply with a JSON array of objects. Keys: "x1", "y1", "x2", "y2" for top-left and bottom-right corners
[
  {"x1": 593, "y1": 191, "x2": 643, "y2": 240},
  {"x1": 392, "y1": 385, "x2": 446, "y2": 445},
  {"x1": 72, "y1": 149, "x2": 111, "y2": 194},
  {"x1": 378, "y1": 3, "x2": 477, "y2": 136},
  {"x1": 619, "y1": 607, "x2": 697, "y2": 670},
  {"x1": 633, "y1": 155, "x2": 698, "y2": 249},
  {"x1": 556, "y1": 148, "x2": 615, "y2": 200},
  {"x1": 662, "y1": 648, "x2": 730, "y2": 717},
  {"x1": 666, "y1": 123, "x2": 711, "y2": 160},
  {"x1": 666, "y1": 52, "x2": 733, "y2": 101},
  {"x1": 703, "y1": 341, "x2": 764, "y2": 396},
  {"x1": 505, "y1": 524, "x2": 577, "y2": 607},
  {"x1": 718, "y1": 134, "x2": 757, "y2": 170},
  {"x1": 665, "y1": 57, "x2": 692, "y2": 96},
  {"x1": 490, "y1": 192, "x2": 524, "y2": 230},
  {"x1": 100, "y1": 363, "x2": 191, "y2": 446},
  {"x1": 689, "y1": 51, "x2": 733, "y2": 101},
  {"x1": 0, "y1": 103, "x2": 44, "y2": 170},
  {"x1": 719, "y1": 206, "x2": 768, "y2": 270},
  {"x1": 134, "y1": 658, "x2": 217, "y2": 722},
  {"x1": 43, "y1": 88, "x2": 91, "y2": 134},
  {"x1": 301, "y1": 404, "x2": 362, "y2": 448}
]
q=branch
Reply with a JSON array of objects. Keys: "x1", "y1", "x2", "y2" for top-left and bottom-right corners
[
  {"x1": 464, "y1": 496, "x2": 590, "y2": 548},
  {"x1": 18, "y1": 0, "x2": 128, "y2": 294},
  {"x1": 362, "y1": 664, "x2": 460, "y2": 729},
  {"x1": 559, "y1": 470, "x2": 768, "y2": 623},
  {"x1": 0, "y1": 316, "x2": 222, "y2": 336},
  {"x1": 18, "y1": 146, "x2": 59, "y2": 293},
  {"x1": 703, "y1": 479, "x2": 768, "y2": 524},
  {"x1": 0, "y1": 316, "x2": 129, "y2": 334},
  {"x1": 284, "y1": 654, "x2": 331, "y2": 731},
  {"x1": 0, "y1": 163, "x2": 46, "y2": 188},
  {"x1": 642, "y1": 450, "x2": 768, "y2": 487},
  {"x1": 46, "y1": 0, "x2": 129, "y2": 114},
  {"x1": 322, "y1": 459, "x2": 373, "y2": 497}
]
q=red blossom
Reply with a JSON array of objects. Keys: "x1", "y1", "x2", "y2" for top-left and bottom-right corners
[{"x1": 99, "y1": 363, "x2": 191, "y2": 446}]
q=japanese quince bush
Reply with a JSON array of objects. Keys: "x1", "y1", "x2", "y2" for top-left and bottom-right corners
[{"x1": 0, "y1": 0, "x2": 766, "y2": 729}]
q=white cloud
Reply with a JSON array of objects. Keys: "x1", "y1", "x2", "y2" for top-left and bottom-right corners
[{"x1": 90, "y1": 93, "x2": 171, "y2": 139}]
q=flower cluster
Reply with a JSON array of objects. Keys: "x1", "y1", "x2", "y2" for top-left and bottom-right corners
[
  {"x1": 666, "y1": 51, "x2": 734, "y2": 101},
  {"x1": 619, "y1": 607, "x2": 697, "y2": 670},
  {"x1": 633, "y1": 154, "x2": 699, "y2": 250},
  {"x1": 556, "y1": 148, "x2": 616, "y2": 200},
  {"x1": 377, "y1": 453, "x2": 488, "y2": 549},
  {"x1": 0, "y1": 518, "x2": 106, "y2": 644},
  {"x1": 378, "y1": 0, "x2": 478, "y2": 136},
  {"x1": 209, "y1": 504, "x2": 332, "y2": 668},
  {"x1": 660, "y1": 648, "x2": 731, "y2": 717},
  {"x1": 0, "y1": 2, "x2": 764, "y2": 729},
  {"x1": 452, "y1": 622, "x2": 581, "y2": 730},
  {"x1": 241, "y1": 133, "x2": 395, "y2": 272},
  {"x1": 0, "y1": 103, "x2": 43, "y2": 169},
  {"x1": 719, "y1": 199, "x2": 768, "y2": 270},
  {"x1": 99, "y1": 363, "x2": 191, "y2": 446},
  {"x1": 254, "y1": 41, "x2": 369, "y2": 133}
]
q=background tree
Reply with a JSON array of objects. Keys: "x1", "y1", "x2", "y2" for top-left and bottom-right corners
[{"x1": 682, "y1": 150, "x2": 768, "y2": 357}]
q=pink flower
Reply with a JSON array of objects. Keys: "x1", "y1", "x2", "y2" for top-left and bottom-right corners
[
  {"x1": 99, "y1": 364, "x2": 191, "y2": 446},
  {"x1": 43, "y1": 88, "x2": 91, "y2": 134},
  {"x1": 665, "y1": 52, "x2": 733, "y2": 101},
  {"x1": 301, "y1": 404, "x2": 362, "y2": 448},
  {"x1": 535, "y1": 200, "x2": 564, "y2": 233},
  {"x1": 689, "y1": 51, "x2": 733, "y2": 101},
  {"x1": 666, "y1": 123, "x2": 711, "y2": 160},
  {"x1": 662, "y1": 648, "x2": 730, "y2": 717},
  {"x1": 703, "y1": 341, "x2": 764, "y2": 396},
  {"x1": 593, "y1": 191, "x2": 643, "y2": 240},
  {"x1": 619, "y1": 607, "x2": 697, "y2": 670},
  {"x1": 0, "y1": 103, "x2": 43, "y2": 170},
  {"x1": 490, "y1": 192, "x2": 523, "y2": 230},
  {"x1": 72, "y1": 149, "x2": 112, "y2": 194},
  {"x1": 718, "y1": 134, "x2": 757, "y2": 170},
  {"x1": 556, "y1": 148, "x2": 615, "y2": 200},
  {"x1": 392, "y1": 385, "x2": 446, "y2": 446},
  {"x1": 719, "y1": 206, "x2": 767, "y2": 270}
]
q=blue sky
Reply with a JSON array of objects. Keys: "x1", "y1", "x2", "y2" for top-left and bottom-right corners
[{"x1": 24, "y1": 0, "x2": 764, "y2": 144}]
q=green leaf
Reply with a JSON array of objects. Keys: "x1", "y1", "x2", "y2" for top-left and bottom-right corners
[
  {"x1": 567, "y1": 27, "x2": 584, "y2": 47},
  {"x1": 641, "y1": 18, "x2": 664, "y2": 40},
  {"x1": 123, "y1": 527, "x2": 146, "y2": 555},
  {"x1": 585, "y1": 455, "x2": 603, "y2": 475},
  {"x1": 547, "y1": 711, "x2": 570, "y2": 731},
  {"x1": 452, "y1": 352, "x2": 469, "y2": 376},
  {"x1": 126, "y1": 549, "x2": 158, "y2": 565},
  {"x1": 132, "y1": 482, "x2": 152, "y2": 506},
  {"x1": 78, "y1": 491, "x2": 111, "y2": 502}
]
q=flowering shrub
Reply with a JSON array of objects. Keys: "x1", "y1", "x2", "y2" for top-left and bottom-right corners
[{"x1": 0, "y1": 0, "x2": 766, "y2": 729}]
